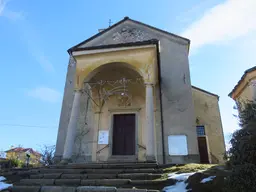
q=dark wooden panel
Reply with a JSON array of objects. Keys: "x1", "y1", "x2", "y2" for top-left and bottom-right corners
[
  {"x1": 124, "y1": 114, "x2": 135, "y2": 155},
  {"x1": 112, "y1": 114, "x2": 135, "y2": 155},
  {"x1": 197, "y1": 137, "x2": 210, "y2": 163}
]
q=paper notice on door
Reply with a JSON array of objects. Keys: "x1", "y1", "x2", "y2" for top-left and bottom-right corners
[{"x1": 98, "y1": 130, "x2": 109, "y2": 144}]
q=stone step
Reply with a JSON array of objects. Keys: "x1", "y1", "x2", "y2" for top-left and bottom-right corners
[
  {"x1": 129, "y1": 179, "x2": 177, "y2": 190},
  {"x1": 38, "y1": 168, "x2": 85, "y2": 174},
  {"x1": 117, "y1": 173, "x2": 162, "y2": 180},
  {"x1": 30, "y1": 173, "x2": 62, "y2": 179},
  {"x1": 2, "y1": 169, "x2": 163, "y2": 184},
  {"x1": 106, "y1": 159, "x2": 137, "y2": 163},
  {"x1": 83, "y1": 169, "x2": 124, "y2": 174},
  {"x1": 17, "y1": 178, "x2": 172, "y2": 189},
  {"x1": 123, "y1": 169, "x2": 162, "y2": 174},
  {"x1": 11, "y1": 186, "x2": 160, "y2": 192},
  {"x1": 27, "y1": 168, "x2": 163, "y2": 175},
  {"x1": 81, "y1": 179, "x2": 131, "y2": 186},
  {"x1": 51, "y1": 163, "x2": 158, "y2": 169},
  {"x1": 6, "y1": 163, "x2": 166, "y2": 191},
  {"x1": 101, "y1": 164, "x2": 158, "y2": 169},
  {"x1": 18, "y1": 179, "x2": 132, "y2": 186},
  {"x1": 107, "y1": 156, "x2": 137, "y2": 163},
  {"x1": 28, "y1": 173, "x2": 162, "y2": 180}
]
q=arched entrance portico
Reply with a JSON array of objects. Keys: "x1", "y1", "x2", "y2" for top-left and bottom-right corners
[
  {"x1": 61, "y1": 45, "x2": 158, "y2": 163},
  {"x1": 88, "y1": 63, "x2": 144, "y2": 161}
]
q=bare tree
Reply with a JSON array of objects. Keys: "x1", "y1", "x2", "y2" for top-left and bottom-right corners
[{"x1": 40, "y1": 145, "x2": 55, "y2": 166}]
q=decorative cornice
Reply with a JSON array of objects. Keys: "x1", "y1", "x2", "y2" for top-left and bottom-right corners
[{"x1": 108, "y1": 107, "x2": 141, "y2": 113}]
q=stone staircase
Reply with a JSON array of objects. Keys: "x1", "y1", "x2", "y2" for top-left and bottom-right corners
[{"x1": 1, "y1": 163, "x2": 175, "y2": 192}]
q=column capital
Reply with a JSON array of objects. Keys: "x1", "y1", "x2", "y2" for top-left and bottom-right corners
[
  {"x1": 74, "y1": 89, "x2": 83, "y2": 93},
  {"x1": 144, "y1": 82, "x2": 154, "y2": 86}
]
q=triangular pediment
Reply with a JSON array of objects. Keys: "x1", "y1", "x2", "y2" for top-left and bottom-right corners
[{"x1": 69, "y1": 17, "x2": 189, "y2": 52}]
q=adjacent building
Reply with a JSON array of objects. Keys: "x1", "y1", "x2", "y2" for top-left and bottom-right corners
[
  {"x1": 229, "y1": 66, "x2": 256, "y2": 106},
  {"x1": 5, "y1": 147, "x2": 41, "y2": 165}
]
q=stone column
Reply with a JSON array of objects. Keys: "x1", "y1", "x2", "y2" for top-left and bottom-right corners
[
  {"x1": 145, "y1": 83, "x2": 156, "y2": 161},
  {"x1": 62, "y1": 90, "x2": 81, "y2": 162}
]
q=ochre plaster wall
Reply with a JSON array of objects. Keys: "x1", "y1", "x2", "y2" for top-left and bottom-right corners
[
  {"x1": 231, "y1": 70, "x2": 256, "y2": 100},
  {"x1": 70, "y1": 59, "x2": 156, "y2": 162},
  {"x1": 74, "y1": 46, "x2": 158, "y2": 89},
  {"x1": 237, "y1": 83, "x2": 253, "y2": 103},
  {"x1": 192, "y1": 88, "x2": 226, "y2": 163}
]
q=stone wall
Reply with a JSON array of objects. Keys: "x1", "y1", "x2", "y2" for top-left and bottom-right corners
[{"x1": 54, "y1": 57, "x2": 75, "y2": 162}]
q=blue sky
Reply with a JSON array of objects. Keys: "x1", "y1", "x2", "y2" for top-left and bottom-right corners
[{"x1": 0, "y1": 0, "x2": 255, "y2": 153}]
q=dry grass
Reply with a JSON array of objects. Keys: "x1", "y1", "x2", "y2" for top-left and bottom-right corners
[{"x1": 164, "y1": 163, "x2": 218, "y2": 174}]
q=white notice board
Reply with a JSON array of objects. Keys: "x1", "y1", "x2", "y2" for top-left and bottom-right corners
[
  {"x1": 168, "y1": 135, "x2": 188, "y2": 155},
  {"x1": 98, "y1": 130, "x2": 109, "y2": 144}
]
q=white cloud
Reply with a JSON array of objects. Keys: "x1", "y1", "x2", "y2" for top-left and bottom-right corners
[
  {"x1": 1, "y1": 0, "x2": 54, "y2": 72},
  {"x1": 20, "y1": 22, "x2": 55, "y2": 73},
  {"x1": 176, "y1": 0, "x2": 216, "y2": 24},
  {"x1": 0, "y1": 0, "x2": 8, "y2": 16},
  {"x1": 0, "y1": 0, "x2": 23, "y2": 20},
  {"x1": 4, "y1": 9, "x2": 24, "y2": 20},
  {"x1": 181, "y1": 0, "x2": 256, "y2": 51},
  {"x1": 34, "y1": 49, "x2": 55, "y2": 73},
  {"x1": 27, "y1": 87, "x2": 61, "y2": 103}
]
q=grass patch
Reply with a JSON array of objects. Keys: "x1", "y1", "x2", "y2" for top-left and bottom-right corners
[
  {"x1": 164, "y1": 163, "x2": 218, "y2": 174},
  {"x1": 155, "y1": 173, "x2": 169, "y2": 180},
  {"x1": 153, "y1": 176, "x2": 169, "y2": 181}
]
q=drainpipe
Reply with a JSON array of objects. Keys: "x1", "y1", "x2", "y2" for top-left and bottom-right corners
[{"x1": 156, "y1": 41, "x2": 166, "y2": 164}]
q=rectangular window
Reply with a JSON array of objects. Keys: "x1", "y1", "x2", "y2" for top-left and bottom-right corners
[
  {"x1": 197, "y1": 126, "x2": 205, "y2": 136},
  {"x1": 168, "y1": 135, "x2": 188, "y2": 155}
]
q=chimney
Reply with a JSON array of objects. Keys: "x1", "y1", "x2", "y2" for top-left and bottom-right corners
[{"x1": 98, "y1": 29, "x2": 106, "y2": 33}]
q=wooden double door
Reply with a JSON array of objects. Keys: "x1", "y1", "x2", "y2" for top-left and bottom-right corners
[{"x1": 112, "y1": 114, "x2": 136, "y2": 155}]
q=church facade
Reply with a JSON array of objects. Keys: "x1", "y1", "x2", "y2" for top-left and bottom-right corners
[{"x1": 54, "y1": 17, "x2": 226, "y2": 164}]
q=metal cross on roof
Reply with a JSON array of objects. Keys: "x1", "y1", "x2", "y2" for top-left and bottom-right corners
[{"x1": 108, "y1": 19, "x2": 112, "y2": 27}]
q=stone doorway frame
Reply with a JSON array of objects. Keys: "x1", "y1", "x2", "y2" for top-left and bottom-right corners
[{"x1": 108, "y1": 108, "x2": 141, "y2": 161}]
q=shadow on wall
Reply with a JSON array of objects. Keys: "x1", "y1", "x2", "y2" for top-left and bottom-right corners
[{"x1": 210, "y1": 153, "x2": 219, "y2": 164}]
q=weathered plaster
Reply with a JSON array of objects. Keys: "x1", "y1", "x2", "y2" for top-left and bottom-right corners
[
  {"x1": 73, "y1": 46, "x2": 157, "y2": 90},
  {"x1": 55, "y1": 57, "x2": 76, "y2": 161},
  {"x1": 159, "y1": 39, "x2": 198, "y2": 164},
  {"x1": 192, "y1": 87, "x2": 226, "y2": 163},
  {"x1": 231, "y1": 70, "x2": 256, "y2": 100}
]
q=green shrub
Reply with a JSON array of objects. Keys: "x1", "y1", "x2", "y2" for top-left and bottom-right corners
[
  {"x1": 224, "y1": 164, "x2": 256, "y2": 192},
  {"x1": 9, "y1": 158, "x2": 25, "y2": 168},
  {"x1": 225, "y1": 101, "x2": 256, "y2": 191},
  {"x1": 9, "y1": 158, "x2": 19, "y2": 167},
  {"x1": 227, "y1": 125, "x2": 256, "y2": 166}
]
